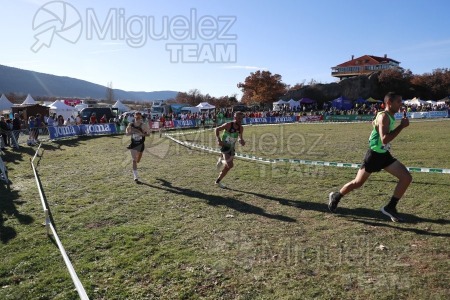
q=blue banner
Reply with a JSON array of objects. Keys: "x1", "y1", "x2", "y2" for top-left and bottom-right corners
[
  {"x1": 394, "y1": 111, "x2": 448, "y2": 119},
  {"x1": 173, "y1": 120, "x2": 197, "y2": 127},
  {"x1": 271, "y1": 116, "x2": 297, "y2": 123},
  {"x1": 48, "y1": 124, "x2": 118, "y2": 139},
  {"x1": 243, "y1": 117, "x2": 297, "y2": 124},
  {"x1": 244, "y1": 117, "x2": 269, "y2": 124}
]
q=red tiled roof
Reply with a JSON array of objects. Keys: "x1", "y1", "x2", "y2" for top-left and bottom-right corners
[{"x1": 335, "y1": 55, "x2": 400, "y2": 67}]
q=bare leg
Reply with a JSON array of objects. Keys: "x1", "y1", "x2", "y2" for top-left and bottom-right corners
[
  {"x1": 383, "y1": 160, "x2": 412, "y2": 199},
  {"x1": 340, "y1": 168, "x2": 372, "y2": 196},
  {"x1": 130, "y1": 149, "x2": 138, "y2": 170},
  {"x1": 136, "y1": 151, "x2": 143, "y2": 164},
  {"x1": 216, "y1": 153, "x2": 233, "y2": 182}
]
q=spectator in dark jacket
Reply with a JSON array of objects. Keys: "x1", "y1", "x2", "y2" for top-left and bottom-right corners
[
  {"x1": 11, "y1": 113, "x2": 22, "y2": 148},
  {"x1": 0, "y1": 116, "x2": 9, "y2": 149}
]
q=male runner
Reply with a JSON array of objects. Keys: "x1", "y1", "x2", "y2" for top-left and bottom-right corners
[
  {"x1": 214, "y1": 112, "x2": 245, "y2": 188},
  {"x1": 328, "y1": 92, "x2": 412, "y2": 222}
]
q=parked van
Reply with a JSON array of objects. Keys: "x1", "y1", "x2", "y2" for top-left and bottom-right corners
[
  {"x1": 79, "y1": 107, "x2": 116, "y2": 124},
  {"x1": 232, "y1": 104, "x2": 249, "y2": 112},
  {"x1": 150, "y1": 101, "x2": 171, "y2": 119},
  {"x1": 180, "y1": 106, "x2": 200, "y2": 114}
]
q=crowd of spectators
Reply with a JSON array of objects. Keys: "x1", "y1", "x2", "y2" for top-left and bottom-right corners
[
  {"x1": 115, "y1": 100, "x2": 450, "y2": 127},
  {"x1": 1, "y1": 100, "x2": 449, "y2": 150}
]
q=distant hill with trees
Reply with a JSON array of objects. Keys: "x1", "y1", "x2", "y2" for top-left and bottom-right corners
[{"x1": 0, "y1": 64, "x2": 178, "y2": 102}]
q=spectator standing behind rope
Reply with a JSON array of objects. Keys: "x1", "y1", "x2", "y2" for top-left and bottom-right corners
[
  {"x1": 0, "y1": 116, "x2": 9, "y2": 150},
  {"x1": 11, "y1": 113, "x2": 21, "y2": 148},
  {"x1": 47, "y1": 115, "x2": 55, "y2": 127},
  {"x1": 28, "y1": 116, "x2": 37, "y2": 146},
  {"x1": 34, "y1": 113, "x2": 43, "y2": 142},
  {"x1": 100, "y1": 114, "x2": 107, "y2": 123},
  {"x1": 5, "y1": 118, "x2": 13, "y2": 146},
  {"x1": 89, "y1": 113, "x2": 97, "y2": 124},
  {"x1": 75, "y1": 113, "x2": 82, "y2": 125}
]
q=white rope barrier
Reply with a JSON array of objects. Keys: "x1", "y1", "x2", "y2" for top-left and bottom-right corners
[{"x1": 31, "y1": 143, "x2": 89, "y2": 300}]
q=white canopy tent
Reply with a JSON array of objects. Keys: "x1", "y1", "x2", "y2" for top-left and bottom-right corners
[
  {"x1": 21, "y1": 94, "x2": 37, "y2": 105},
  {"x1": 113, "y1": 100, "x2": 130, "y2": 113},
  {"x1": 74, "y1": 104, "x2": 89, "y2": 111},
  {"x1": 49, "y1": 100, "x2": 78, "y2": 120},
  {"x1": 426, "y1": 100, "x2": 437, "y2": 106},
  {"x1": 287, "y1": 99, "x2": 300, "y2": 109},
  {"x1": 0, "y1": 94, "x2": 13, "y2": 112},
  {"x1": 273, "y1": 99, "x2": 287, "y2": 111},
  {"x1": 404, "y1": 97, "x2": 427, "y2": 106},
  {"x1": 196, "y1": 102, "x2": 216, "y2": 110}
]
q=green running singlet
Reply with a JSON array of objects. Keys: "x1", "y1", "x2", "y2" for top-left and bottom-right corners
[{"x1": 368, "y1": 111, "x2": 395, "y2": 153}]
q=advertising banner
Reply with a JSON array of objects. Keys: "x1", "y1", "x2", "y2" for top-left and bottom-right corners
[
  {"x1": 48, "y1": 123, "x2": 117, "y2": 139},
  {"x1": 324, "y1": 115, "x2": 374, "y2": 121}
]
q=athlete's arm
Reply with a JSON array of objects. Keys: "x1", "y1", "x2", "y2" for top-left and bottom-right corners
[
  {"x1": 215, "y1": 123, "x2": 229, "y2": 145},
  {"x1": 125, "y1": 123, "x2": 133, "y2": 136},
  {"x1": 238, "y1": 125, "x2": 245, "y2": 146},
  {"x1": 378, "y1": 113, "x2": 408, "y2": 145},
  {"x1": 141, "y1": 123, "x2": 151, "y2": 136}
]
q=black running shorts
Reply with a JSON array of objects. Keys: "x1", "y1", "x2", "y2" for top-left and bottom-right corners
[
  {"x1": 220, "y1": 145, "x2": 235, "y2": 156},
  {"x1": 128, "y1": 142, "x2": 145, "y2": 153},
  {"x1": 361, "y1": 149, "x2": 397, "y2": 173}
]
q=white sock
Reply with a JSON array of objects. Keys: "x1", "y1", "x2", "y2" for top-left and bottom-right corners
[{"x1": 132, "y1": 169, "x2": 138, "y2": 178}]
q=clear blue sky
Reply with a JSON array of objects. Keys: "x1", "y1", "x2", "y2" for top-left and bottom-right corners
[{"x1": 1, "y1": 0, "x2": 449, "y2": 99}]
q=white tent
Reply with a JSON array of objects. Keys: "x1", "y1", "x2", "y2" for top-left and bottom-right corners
[
  {"x1": 75, "y1": 104, "x2": 89, "y2": 111},
  {"x1": 49, "y1": 100, "x2": 77, "y2": 120},
  {"x1": 21, "y1": 94, "x2": 37, "y2": 105},
  {"x1": 287, "y1": 99, "x2": 300, "y2": 109},
  {"x1": 196, "y1": 102, "x2": 215, "y2": 110},
  {"x1": 0, "y1": 94, "x2": 13, "y2": 111},
  {"x1": 273, "y1": 99, "x2": 287, "y2": 111},
  {"x1": 426, "y1": 100, "x2": 437, "y2": 106},
  {"x1": 405, "y1": 97, "x2": 427, "y2": 106},
  {"x1": 273, "y1": 99, "x2": 287, "y2": 105},
  {"x1": 113, "y1": 100, "x2": 130, "y2": 113}
]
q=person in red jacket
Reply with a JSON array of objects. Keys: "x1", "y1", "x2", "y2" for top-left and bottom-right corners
[
  {"x1": 89, "y1": 113, "x2": 97, "y2": 124},
  {"x1": 100, "y1": 114, "x2": 107, "y2": 123}
]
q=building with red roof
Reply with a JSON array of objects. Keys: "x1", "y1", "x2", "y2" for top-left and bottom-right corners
[{"x1": 331, "y1": 54, "x2": 402, "y2": 80}]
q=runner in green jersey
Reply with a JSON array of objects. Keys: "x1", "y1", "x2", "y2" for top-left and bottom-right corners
[
  {"x1": 328, "y1": 92, "x2": 412, "y2": 222},
  {"x1": 214, "y1": 112, "x2": 245, "y2": 188}
]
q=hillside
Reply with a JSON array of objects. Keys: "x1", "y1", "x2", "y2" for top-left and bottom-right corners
[{"x1": 0, "y1": 65, "x2": 178, "y2": 101}]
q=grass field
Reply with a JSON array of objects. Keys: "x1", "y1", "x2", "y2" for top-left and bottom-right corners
[{"x1": 1, "y1": 119, "x2": 449, "y2": 300}]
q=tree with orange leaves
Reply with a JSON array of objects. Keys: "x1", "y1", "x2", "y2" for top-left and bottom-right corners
[{"x1": 237, "y1": 70, "x2": 287, "y2": 106}]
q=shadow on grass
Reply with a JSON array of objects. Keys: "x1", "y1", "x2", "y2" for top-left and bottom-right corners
[
  {"x1": 41, "y1": 137, "x2": 86, "y2": 151},
  {"x1": 39, "y1": 135, "x2": 123, "y2": 152},
  {"x1": 228, "y1": 188, "x2": 450, "y2": 238},
  {"x1": 136, "y1": 178, "x2": 296, "y2": 223},
  {"x1": 0, "y1": 184, "x2": 34, "y2": 244},
  {"x1": 370, "y1": 178, "x2": 450, "y2": 187},
  {"x1": 0, "y1": 146, "x2": 36, "y2": 166},
  {"x1": 348, "y1": 218, "x2": 450, "y2": 237}
]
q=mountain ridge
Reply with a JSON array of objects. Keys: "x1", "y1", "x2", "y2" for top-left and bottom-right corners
[{"x1": 0, "y1": 64, "x2": 178, "y2": 102}]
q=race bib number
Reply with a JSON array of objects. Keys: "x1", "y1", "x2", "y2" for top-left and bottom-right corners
[
  {"x1": 225, "y1": 136, "x2": 237, "y2": 144},
  {"x1": 132, "y1": 133, "x2": 142, "y2": 141},
  {"x1": 382, "y1": 143, "x2": 391, "y2": 151}
]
